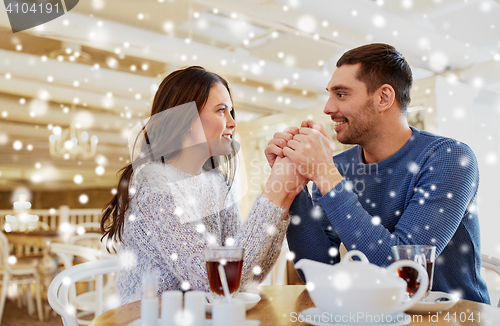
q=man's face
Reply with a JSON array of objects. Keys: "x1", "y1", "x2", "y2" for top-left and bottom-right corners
[{"x1": 324, "y1": 63, "x2": 378, "y2": 145}]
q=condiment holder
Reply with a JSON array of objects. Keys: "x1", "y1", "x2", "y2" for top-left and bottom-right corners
[{"x1": 138, "y1": 265, "x2": 259, "y2": 326}]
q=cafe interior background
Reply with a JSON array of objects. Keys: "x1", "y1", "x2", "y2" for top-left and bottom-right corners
[{"x1": 1, "y1": 0, "x2": 500, "y2": 323}]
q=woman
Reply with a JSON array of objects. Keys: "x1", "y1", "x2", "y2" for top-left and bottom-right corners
[{"x1": 101, "y1": 66, "x2": 306, "y2": 304}]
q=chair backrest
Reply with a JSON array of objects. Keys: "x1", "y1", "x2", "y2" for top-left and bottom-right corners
[
  {"x1": 48, "y1": 258, "x2": 118, "y2": 326},
  {"x1": 0, "y1": 232, "x2": 13, "y2": 273},
  {"x1": 481, "y1": 254, "x2": 500, "y2": 307},
  {"x1": 50, "y1": 242, "x2": 114, "y2": 269}
]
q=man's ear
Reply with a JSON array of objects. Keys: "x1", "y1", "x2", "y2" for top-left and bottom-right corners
[{"x1": 376, "y1": 84, "x2": 396, "y2": 113}]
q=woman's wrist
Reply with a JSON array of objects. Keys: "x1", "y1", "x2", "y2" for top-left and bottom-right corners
[{"x1": 261, "y1": 180, "x2": 288, "y2": 206}]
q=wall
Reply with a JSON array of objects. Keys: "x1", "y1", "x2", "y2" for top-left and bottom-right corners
[{"x1": 434, "y1": 76, "x2": 500, "y2": 257}]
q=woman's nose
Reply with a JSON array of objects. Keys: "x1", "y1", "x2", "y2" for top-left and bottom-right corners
[{"x1": 227, "y1": 111, "x2": 236, "y2": 129}]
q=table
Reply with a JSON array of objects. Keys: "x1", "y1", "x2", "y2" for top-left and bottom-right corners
[
  {"x1": 4, "y1": 230, "x2": 62, "y2": 256},
  {"x1": 89, "y1": 285, "x2": 500, "y2": 326}
]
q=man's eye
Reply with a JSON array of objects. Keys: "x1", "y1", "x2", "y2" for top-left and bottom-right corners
[{"x1": 337, "y1": 93, "x2": 346, "y2": 98}]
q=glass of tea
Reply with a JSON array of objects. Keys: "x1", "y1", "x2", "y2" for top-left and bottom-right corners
[
  {"x1": 187, "y1": 247, "x2": 244, "y2": 299},
  {"x1": 391, "y1": 245, "x2": 436, "y2": 298}
]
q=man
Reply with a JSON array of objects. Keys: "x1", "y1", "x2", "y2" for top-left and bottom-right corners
[{"x1": 265, "y1": 43, "x2": 490, "y2": 303}]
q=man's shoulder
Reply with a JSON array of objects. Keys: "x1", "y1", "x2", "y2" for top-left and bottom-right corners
[{"x1": 415, "y1": 129, "x2": 475, "y2": 156}]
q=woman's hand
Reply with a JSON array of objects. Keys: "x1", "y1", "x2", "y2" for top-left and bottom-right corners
[{"x1": 261, "y1": 156, "x2": 309, "y2": 212}]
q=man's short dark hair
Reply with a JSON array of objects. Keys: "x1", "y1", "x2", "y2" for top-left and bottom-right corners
[{"x1": 337, "y1": 43, "x2": 413, "y2": 113}]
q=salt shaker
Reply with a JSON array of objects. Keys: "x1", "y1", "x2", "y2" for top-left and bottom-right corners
[
  {"x1": 141, "y1": 270, "x2": 159, "y2": 326},
  {"x1": 160, "y1": 290, "x2": 182, "y2": 326},
  {"x1": 211, "y1": 298, "x2": 245, "y2": 326},
  {"x1": 183, "y1": 291, "x2": 206, "y2": 326}
]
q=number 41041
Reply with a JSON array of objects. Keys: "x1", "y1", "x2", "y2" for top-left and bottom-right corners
[
  {"x1": 443, "y1": 312, "x2": 480, "y2": 322},
  {"x1": 6, "y1": 2, "x2": 60, "y2": 14}
]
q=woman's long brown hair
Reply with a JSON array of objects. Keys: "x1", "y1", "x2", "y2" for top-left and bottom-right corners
[{"x1": 101, "y1": 66, "x2": 236, "y2": 246}]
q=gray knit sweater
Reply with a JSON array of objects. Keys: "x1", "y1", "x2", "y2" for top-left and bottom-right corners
[{"x1": 116, "y1": 161, "x2": 289, "y2": 304}]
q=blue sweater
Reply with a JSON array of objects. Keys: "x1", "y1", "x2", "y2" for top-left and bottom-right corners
[{"x1": 287, "y1": 127, "x2": 490, "y2": 304}]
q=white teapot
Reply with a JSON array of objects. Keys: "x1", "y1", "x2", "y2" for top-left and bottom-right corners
[{"x1": 295, "y1": 250, "x2": 428, "y2": 315}]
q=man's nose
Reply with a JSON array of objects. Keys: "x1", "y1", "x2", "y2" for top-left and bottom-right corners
[{"x1": 324, "y1": 97, "x2": 338, "y2": 115}]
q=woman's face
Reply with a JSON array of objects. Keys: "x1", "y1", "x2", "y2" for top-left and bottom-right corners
[{"x1": 199, "y1": 82, "x2": 236, "y2": 156}]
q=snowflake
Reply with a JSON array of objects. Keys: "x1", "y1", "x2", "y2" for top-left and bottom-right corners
[
  {"x1": 439, "y1": 208, "x2": 444, "y2": 213},
  {"x1": 225, "y1": 237, "x2": 235, "y2": 246},
  {"x1": 306, "y1": 282, "x2": 315, "y2": 291},
  {"x1": 351, "y1": 244, "x2": 356, "y2": 249},
  {"x1": 181, "y1": 281, "x2": 190, "y2": 291},
  {"x1": 459, "y1": 156, "x2": 470, "y2": 167},
  {"x1": 170, "y1": 253, "x2": 178, "y2": 261},
  {"x1": 446, "y1": 193, "x2": 453, "y2": 199},
  {"x1": 371, "y1": 216, "x2": 381, "y2": 225},
  {"x1": 286, "y1": 251, "x2": 296, "y2": 261},
  {"x1": 119, "y1": 250, "x2": 137, "y2": 270},
  {"x1": 266, "y1": 225, "x2": 276, "y2": 235},
  {"x1": 389, "y1": 191, "x2": 396, "y2": 197},
  {"x1": 395, "y1": 210, "x2": 401, "y2": 216},
  {"x1": 328, "y1": 247, "x2": 339, "y2": 257},
  {"x1": 419, "y1": 199, "x2": 425, "y2": 205},
  {"x1": 291, "y1": 215, "x2": 301, "y2": 225},
  {"x1": 430, "y1": 184, "x2": 436, "y2": 191},
  {"x1": 408, "y1": 162, "x2": 420, "y2": 174},
  {"x1": 467, "y1": 203, "x2": 477, "y2": 213},
  {"x1": 378, "y1": 240, "x2": 383, "y2": 244},
  {"x1": 425, "y1": 225, "x2": 430, "y2": 230},
  {"x1": 174, "y1": 207, "x2": 184, "y2": 216},
  {"x1": 196, "y1": 224, "x2": 206, "y2": 233},
  {"x1": 347, "y1": 214, "x2": 352, "y2": 219},
  {"x1": 129, "y1": 214, "x2": 136, "y2": 222},
  {"x1": 460, "y1": 244, "x2": 470, "y2": 253},
  {"x1": 252, "y1": 266, "x2": 262, "y2": 275},
  {"x1": 311, "y1": 206, "x2": 322, "y2": 219},
  {"x1": 431, "y1": 238, "x2": 436, "y2": 243}
]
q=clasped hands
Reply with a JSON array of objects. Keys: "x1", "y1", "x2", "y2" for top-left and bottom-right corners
[{"x1": 264, "y1": 120, "x2": 343, "y2": 208}]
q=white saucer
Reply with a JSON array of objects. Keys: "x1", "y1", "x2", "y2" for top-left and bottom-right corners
[
  {"x1": 126, "y1": 319, "x2": 259, "y2": 326},
  {"x1": 298, "y1": 308, "x2": 411, "y2": 326},
  {"x1": 406, "y1": 291, "x2": 459, "y2": 314},
  {"x1": 205, "y1": 292, "x2": 261, "y2": 313}
]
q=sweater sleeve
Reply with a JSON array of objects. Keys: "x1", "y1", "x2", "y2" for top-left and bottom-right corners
[
  {"x1": 317, "y1": 139, "x2": 479, "y2": 266},
  {"x1": 220, "y1": 195, "x2": 289, "y2": 287}
]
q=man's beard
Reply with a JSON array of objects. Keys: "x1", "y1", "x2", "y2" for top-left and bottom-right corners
[{"x1": 335, "y1": 98, "x2": 377, "y2": 145}]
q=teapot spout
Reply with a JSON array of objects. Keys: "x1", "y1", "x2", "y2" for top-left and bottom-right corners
[{"x1": 295, "y1": 259, "x2": 333, "y2": 282}]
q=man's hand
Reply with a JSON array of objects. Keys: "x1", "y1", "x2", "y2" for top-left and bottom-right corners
[
  {"x1": 264, "y1": 126, "x2": 299, "y2": 168},
  {"x1": 284, "y1": 125, "x2": 343, "y2": 195}
]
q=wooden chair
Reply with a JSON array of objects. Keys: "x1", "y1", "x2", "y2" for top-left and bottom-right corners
[{"x1": 0, "y1": 232, "x2": 44, "y2": 324}]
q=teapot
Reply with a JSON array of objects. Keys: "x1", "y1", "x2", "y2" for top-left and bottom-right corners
[{"x1": 295, "y1": 250, "x2": 428, "y2": 315}]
